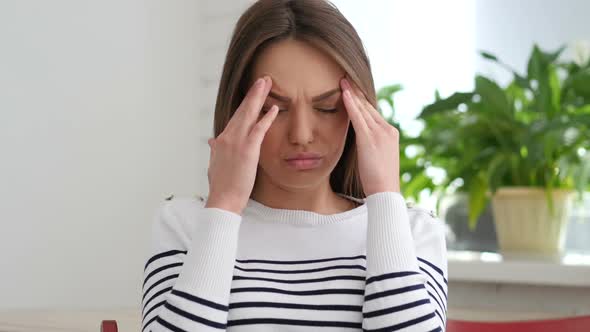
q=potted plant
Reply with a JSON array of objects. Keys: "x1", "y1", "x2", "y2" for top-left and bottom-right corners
[{"x1": 417, "y1": 44, "x2": 590, "y2": 257}]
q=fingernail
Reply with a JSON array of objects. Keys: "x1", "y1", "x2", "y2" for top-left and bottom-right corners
[{"x1": 256, "y1": 77, "x2": 265, "y2": 88}]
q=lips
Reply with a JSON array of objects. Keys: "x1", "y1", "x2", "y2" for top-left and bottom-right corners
[
  {"x1": 285, "y1": 152, "x2": 322, "y2": 161},
  {"x1": 284, "y1": 152, "x2": 323, "y2": 170}
]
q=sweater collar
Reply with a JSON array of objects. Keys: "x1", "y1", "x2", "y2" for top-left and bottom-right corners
[{"x1": 243, "y1": 193, "x2": 367, "y2": 226}]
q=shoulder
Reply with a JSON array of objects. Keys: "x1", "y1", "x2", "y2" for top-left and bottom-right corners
[
  {"x1": 405, "y1": 202, "x2": 447, "y2": 258},
  {"x1": 150, "y1": 193, "x2": 207, "y2": 249},
  {"x1": 157, "y1": 193, "x2": 207, "y2": 221},
  {"x1": 406, "y1": 202, "x2": 448, "y2": 276},
  {"x1": 405, "y1": 201, "x2": 445, "y2": 239},
  {"x1": 406, "y1": 201, "x2": 438, "y2": 220}
]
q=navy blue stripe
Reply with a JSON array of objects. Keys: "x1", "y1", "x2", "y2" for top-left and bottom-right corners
[
  {"x1": 142, "y1": 300, "x2": 165, "y2": 325},
  {"x1": 365, "y1": 284, "x2": 425, "y2": 302},
  {"x1": 234, "y1": 264, "x2": 365, "y2": 274},
  {"x1": 236, "y1": 254, "x2": 366, "y2": 265},
  {"x1": 426, "y1": 281, "x2": 447, "y2": 312},
  {"x1": 228, "y1": 318, "x2": 361, "y2": 329},
  {"x1": 171, "y1": 289, "x2": 229, "y2": 312},
  {"x1": 428, "y1": 327, "x2": 443, "y2": 332},
  {"x1": 420, "y1": 266, "x2": 448, "y2": 300},
  {"x1": 143, "y1": 262, "x2": 183, "y2": 288},
  {"x1": 426, "y1": 290, "x2": 445, "y2": 316},
  {"x1": 142, "y1": 286, "x2": 172, "y2": 314},
  {"x1": 142, "y1": 274, "x2": 179, "y2": 301},
  {"x1": 156, "y1": 316, "x2": 188, "y2": 331},
  {"x1": 164, "y1": 301, "x2": 226, "y2": 329},
  {"x1": 141, "y1": 315, "x2": 158, "y2": 332},
  {"x1": 230, "y1": 301, "x2": 361, "y2": 311},
  {"x1": 417, "y1": 257, "x2": 448, "y2": 284},
  {"x1": 363, "y1": 311, "x2": 436, "y2": 332},
  {"x1": 363, "y1": 298, "x2": 430, "y2": 318},
  {"x1": 366, "y1": 271, "x2": 420, "y2": 285},
  {"x1": 144, "y1": 250, "x2": 186, "y2": 271},
  {"x1": 233, "y1": 274, "x2": 364, "y2": 284},
  {"x1": 434, "y1": 308, "x2": 445, "y2": 325},
  {"x1": 231, "y1": 286, "x2": 364, "y2": 296}
]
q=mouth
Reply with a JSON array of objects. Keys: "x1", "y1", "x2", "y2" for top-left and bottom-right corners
[{"x1": 284, "y1": 157, "x2": 323, "y2": 170}]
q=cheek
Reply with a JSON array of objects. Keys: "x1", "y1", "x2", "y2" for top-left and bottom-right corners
[{"x1": 259, "y1": 122, "x2": 282, "y2": 159}]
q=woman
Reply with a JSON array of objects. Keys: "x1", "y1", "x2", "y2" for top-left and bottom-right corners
[{"x1": 142, "y1": 0, "x2": 447, "y2": 331}]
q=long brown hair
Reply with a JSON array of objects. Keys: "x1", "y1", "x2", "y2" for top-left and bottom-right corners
[{"x1": 213, "y1": 0, "x2": 376, "y2": 200}]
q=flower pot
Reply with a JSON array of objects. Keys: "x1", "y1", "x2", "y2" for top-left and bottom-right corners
[
  {"x1": 491, "y1": 187, "x2": 575, "y2": 258},
  {"x1": 439, "y1": 192, "x2": 498, "y2": 252}
]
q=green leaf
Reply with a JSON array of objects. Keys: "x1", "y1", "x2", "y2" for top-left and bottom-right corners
[
  {"x1": 376, "y1": 84, "x2": 403, "y2": 124},
  {"x1": 487, "y1": 152, "x2": 509, "y2": 192},
  {"x1": 480, "y1": 51, "x2": 499, "y2": 61},
  {"x1": 480, "y1": 50, "x2": 530, "y2": 89},
  {"x1": 402, "y1": 172, "x2": 433, "y2": 202},
  {"x1": 467, "y1": 172, "x2": 489, "y2": 230},
  {"x1": 549, "y1": 64, "x2": 561, "y2": 113},
  {"x1": 526, "y1": 45, "x2": 565, "y2": 117},
  {"x1": 419, "y1": 92, "x2": 474, "y2": 117},
  {"x1": 570, "y1": 68, "x2": 590, "y2": 98},
  {"x1": 377, "y1": 84, "x2": 403, "y2": 101},
  {"x1": 475, "y1": 75, "x2": 512, "y2": 117}
]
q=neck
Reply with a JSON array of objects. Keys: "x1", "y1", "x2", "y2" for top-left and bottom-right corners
[{"x1": 250, "y1": 171, "x2": 351, "y2": 215}]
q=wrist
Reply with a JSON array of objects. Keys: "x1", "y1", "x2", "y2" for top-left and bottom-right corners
[{"x1": 205, "y1": 195, "x2": 244, "y2": 215}]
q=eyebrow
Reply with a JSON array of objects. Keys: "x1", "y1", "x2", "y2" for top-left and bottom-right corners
[{"x1": 268, "y1": 88, "x2": 341, "y2": 103}]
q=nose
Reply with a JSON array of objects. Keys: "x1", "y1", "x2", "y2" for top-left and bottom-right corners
[{"x1": 287, "y1": 105, "x2": 315, "y2": 146}]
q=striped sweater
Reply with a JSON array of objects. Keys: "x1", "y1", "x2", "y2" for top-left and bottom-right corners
[{"x1": 141, "y1": 191, "x2": 448, "y2": 331}]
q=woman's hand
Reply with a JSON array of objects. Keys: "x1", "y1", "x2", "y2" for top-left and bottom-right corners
[
  {"x1": 340, "y1": 77, "x2": 401, "y2": 196},
  {"x1": 205, "y1": 76, "x2": 279, "y2": 215}
]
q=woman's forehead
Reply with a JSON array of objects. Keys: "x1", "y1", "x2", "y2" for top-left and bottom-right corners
[{"x1": 250, "y1": 39, "x2": 345, "y2": 94}]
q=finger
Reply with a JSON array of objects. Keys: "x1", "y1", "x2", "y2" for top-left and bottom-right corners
[
  {"x1": 354, "y1": 89, "x2": 378, "y2": 129},
  {"x1": 249, "y1": 104, "x2": 279, "y2": 145},
  {"x1": 342, "y1": 78, "x2": 375, "y2": 130},
  {"x1": 223, "y1": 78, "x2": 263, "y2": 134},
  {"x1": 360, "y1": 94, "x2": 389, "y2": 128},
  {"x1": 341, "y1": 79, "x2": 370, "y2": 137},
  {"x1": 226, "y1": 76, "x2": 271, "y2": 135},
  {"x1": 237, "y1": 76, "x2": 272, "y2": 135},
  {"x1": 344, "y1": 77, "x2": 378, "y2": 129}
]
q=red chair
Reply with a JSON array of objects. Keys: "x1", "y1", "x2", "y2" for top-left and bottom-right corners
[
  {"x1": 100, "y1": 320, "x2": 118, "y2": 332},
  {"x1": 100, "y1": 316, "x2": 590, "y2": 332},
  {"x1": 447, "y1": 315, "x2": 590, "y2": 332}
]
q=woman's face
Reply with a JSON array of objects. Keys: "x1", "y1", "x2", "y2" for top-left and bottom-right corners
[{"x1": 249, "y1": 38, "x2": 350, "y2": 190}]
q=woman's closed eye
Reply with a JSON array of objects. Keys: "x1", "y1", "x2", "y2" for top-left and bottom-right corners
[{"x1": 261, "y1": 106, "x2": 339, "y2": 114}]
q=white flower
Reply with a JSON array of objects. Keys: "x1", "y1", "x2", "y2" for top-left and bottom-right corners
[{"x1": 572, "y1": 40, "x2": 590, "y2": 67}]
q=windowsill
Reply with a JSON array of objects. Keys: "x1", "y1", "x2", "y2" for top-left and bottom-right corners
[{"x1": 448, "y1": 250, "x2": 590, "y2": 287}]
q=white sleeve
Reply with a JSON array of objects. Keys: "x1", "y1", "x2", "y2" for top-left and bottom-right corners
[
  {"x1": 141, "y1": 197, "x2": 242, "y2": 331},
  {"x1": 363, "y1": 191, "x2": 448, "y2": 332}
]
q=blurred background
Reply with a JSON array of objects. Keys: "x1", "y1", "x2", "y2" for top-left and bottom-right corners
[{"x1": 1, "y1": 0, "x2": 589, "y2": 330}]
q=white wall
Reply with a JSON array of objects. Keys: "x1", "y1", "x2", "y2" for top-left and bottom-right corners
[
  {"x1": 475, "y1": 0, "x2": 590, "y2": 84},
  {"x1": 197, "y1": 0, "x2": 254, "y2": 133},
  {"x1": 0, "y1": 0, "x2": 205, "y2": 310},
  {"x1": 333, "y1": 0, "x2": 476, "y2": 130}
]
